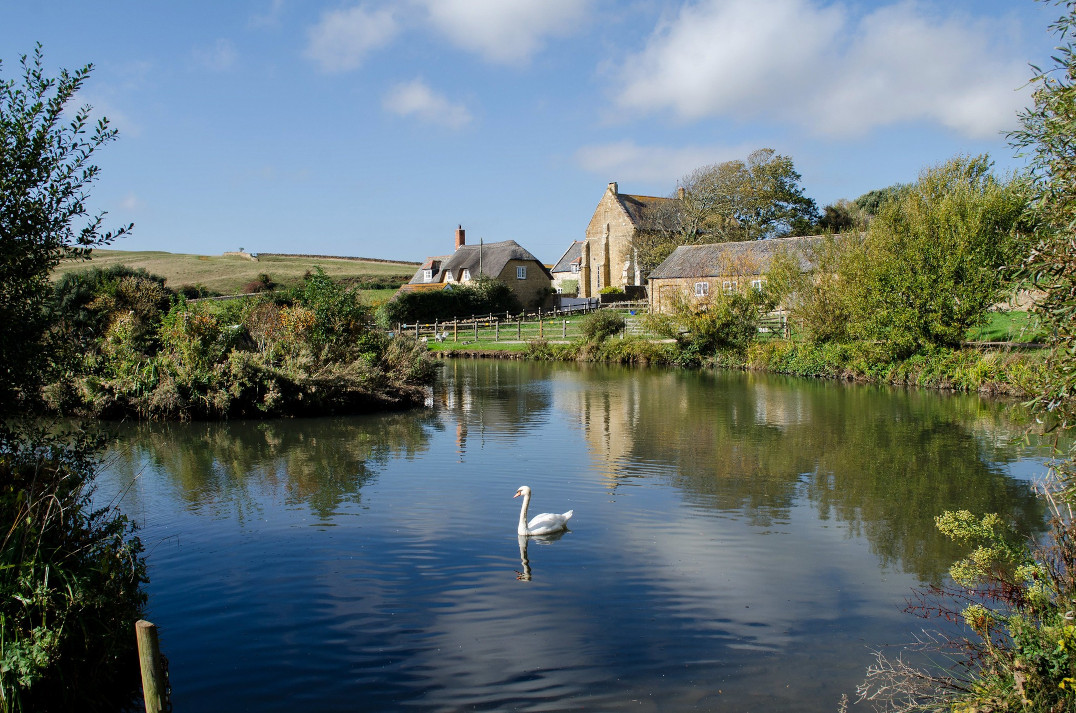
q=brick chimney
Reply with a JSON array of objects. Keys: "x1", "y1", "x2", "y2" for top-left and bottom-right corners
[
  {"x1": 608, "y1": 181, "x2": 618, "y2": 196},
  {"x1": 455, "y1": 225, "x2": 465, "y2": 250}
]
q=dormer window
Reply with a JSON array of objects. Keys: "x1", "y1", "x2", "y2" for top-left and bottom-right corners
[
  {"x1": 570, "y1": 263, "x2": 579, "y2": 273},
  {"x1": 462, "y1": 269, "x2": 471, "y2": 281},
  {"x1": 423, "y1": 269, "x2": 433, "y2": 282}
]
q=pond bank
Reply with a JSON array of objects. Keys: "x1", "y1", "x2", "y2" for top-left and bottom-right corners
[{"x1": 432, "y1": 336, "x2": 1043, "y2": 397}]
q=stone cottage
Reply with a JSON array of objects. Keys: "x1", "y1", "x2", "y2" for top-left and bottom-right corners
[
  {"x1": 399, "y1": 226, "x2": 553, "y2": 309},
  {"x1": 550, "y1": 241, "x2": 583, "y2": 294},
  {"x1": 647, "y1": 234, "x2": 828, "y2": 314},
  {"x1": 579, "y1": 182, "x2": 680, "y2": 298}
]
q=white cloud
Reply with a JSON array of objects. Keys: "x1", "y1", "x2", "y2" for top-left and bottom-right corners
[
  {"x1": 616, "y1": 0, "x2": 1032, "y2": 138},
  {"x1": 192, "y1": 39, "x2": 238, "y2": 71},
  {"x1": 119, "y1": 193, "x2": 143, "y2": 212},
  {"x1": 575, "y1": 140, "x2": 754, "y2": 183},
  {"x1": 304, "y1": 4, "x2": 398, "y2": 72},
  {"x1": 250, "y1": 0, "x2": 286, "y2": 28},
  {"x1": 383, "y1": 78, "x2": 472, "y2": 129},
  {"x1": 414, "y1": 0, "x2": 591, "y2": 65}
]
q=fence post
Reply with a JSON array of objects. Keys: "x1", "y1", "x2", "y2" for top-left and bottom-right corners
[
  {"x1": 474, "y1": 321, "x2": 478, "y2": 340},
  {"x1": 454, "y1": 319, "x2": 458, "y2": 342},
  {"x1": 495, "y1": 320, "x2": 499, "y2": 341},
  {"x1": 415, "y1": 322, "x2": 419, "y2": 337},
  {"x1": 517, "y1": 318, "x2": 521, "y2": 340},
  {"x1": 562, "y1": 319, "x2": 567, "y2": 338},
  {"x1": 136, "y1": 620, "x2": 165, "y2": 713}
]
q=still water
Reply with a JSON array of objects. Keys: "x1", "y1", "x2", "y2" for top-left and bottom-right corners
[{"x1": 97, "y1": 360, "x2": 1056, "y2": 712}]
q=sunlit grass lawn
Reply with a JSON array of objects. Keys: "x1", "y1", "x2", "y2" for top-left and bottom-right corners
[{"x1": 967, "y1": 310, "x2": 1046, "y2": 343}]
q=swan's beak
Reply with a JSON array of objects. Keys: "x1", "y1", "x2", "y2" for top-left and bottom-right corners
[{"x1": 513, "y1": 491, "x2": 522, "y2": 498}]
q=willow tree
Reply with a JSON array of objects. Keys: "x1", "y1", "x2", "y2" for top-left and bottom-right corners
[{"x1": 0, "y1": 44, "x2": 131, "y2": 408}]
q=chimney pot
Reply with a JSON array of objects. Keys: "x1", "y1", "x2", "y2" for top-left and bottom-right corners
[{"x1": 455, "y1": 225, "x2": 466, "y2": 250}]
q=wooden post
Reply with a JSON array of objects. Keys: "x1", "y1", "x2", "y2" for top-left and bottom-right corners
[
  {"x1": 517, "y1": 318, "x2": 521, "y2": 340},
  {"x1": 415, "y1": 322, "x2": 419, "y2": 337},
  {"x1": 563, "y1": 319, "x2": 567, "y2": 338},
  {"x1": 473, "y1": 321, "x2": 478, "y2": 340},
  {"x1": 495, "y1": 320, "x2": 499, "y2": 341},
  {"x1": 454, "y1": 319, "x2": 458, "y2": 342},
  {"x1": 136, "y1": 620, "x2": 165, "y2": 713},
  {"x1": 539, "y1": 318, "x2": 543, "y2": 339}
]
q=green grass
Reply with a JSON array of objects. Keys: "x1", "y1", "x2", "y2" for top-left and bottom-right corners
[
  {"x1": 967, "y1": 310, "x2": 1047, "y2": 343},
  {"x1": 54, "y1": 249, "x2": 418, "y2": 296}
]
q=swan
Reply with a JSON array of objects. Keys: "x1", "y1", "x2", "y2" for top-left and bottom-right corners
[{"x1": 514, "y1": 485, "x2": 573, "y2": 536}]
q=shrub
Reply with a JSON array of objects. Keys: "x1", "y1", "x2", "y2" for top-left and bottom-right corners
[
  {"x1": 0, "y1": 425, "x2": 147, "y2": 711},
  {"x1": 581, "y1": 310, "x2": 625, "y2": 342}
]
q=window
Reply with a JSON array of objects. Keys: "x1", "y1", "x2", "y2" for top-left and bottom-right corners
[
  {"x1": 570, "y1": 263, "x2": 579, "y2": 273},
  {"x1": 517, "y1": 266, "x2": 527, "y2": 280},
  {"x1": 723, "y1": 280, "x2": 737, "y2": 294},
  {"x1": 694, "y1": 281, "x2": 709, "y2": 297},
  {"x1": 751, "y1": 278, "x2": 765, "y2": 292},
  {"x1": 423, "y1": 269, "x2": 433, "y2": 282},
  {"x1": 462, "y1": 269, "x2": 471, "y2": 281}
]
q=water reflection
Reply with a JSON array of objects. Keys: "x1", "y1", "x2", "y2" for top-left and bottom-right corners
[
  {"x1": 96, "y1": 361, "x2": 1061, "y2": 713},
  {"x1": 515, "y1": 532, "x2": 567, "y2": 581},
  {"x1": 545, "y1": 364, "x2": 1046, "y2": 583},
  {"x1": 103, "y1": 412, "x2": 438, "y2": 524}
]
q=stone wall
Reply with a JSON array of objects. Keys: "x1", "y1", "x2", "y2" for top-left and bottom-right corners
[{"x1": 496, "y1": 259, "x2": 553, "y2": 310}]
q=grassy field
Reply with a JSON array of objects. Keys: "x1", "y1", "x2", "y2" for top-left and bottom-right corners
[{"x1": 53, "y1": 249, "x2": 418, "y2": 297}]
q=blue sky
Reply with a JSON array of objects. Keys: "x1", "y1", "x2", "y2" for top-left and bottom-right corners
[{"x1": 2, "y1": 0, "x2": 1060, "y2": 264}]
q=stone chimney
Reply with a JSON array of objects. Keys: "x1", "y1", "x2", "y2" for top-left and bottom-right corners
[
  {"x1": 608, "y1": 181, "x2": 618, "y2": 195},
  {"x1": 455, "y1": 225, "x2": 466, "y2": 250},
  {"x1": 677, "y1": 186, "x2": 686, "y2": 200}
]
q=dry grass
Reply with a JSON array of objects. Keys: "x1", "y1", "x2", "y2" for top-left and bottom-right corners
[{"x1": 53, "y1": 249, "x2": 418, "y2": 296}]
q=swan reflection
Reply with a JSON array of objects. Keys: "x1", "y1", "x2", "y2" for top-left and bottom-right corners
[{"x1": 515, "y1": 531, "x2": 566, "y2": 581}]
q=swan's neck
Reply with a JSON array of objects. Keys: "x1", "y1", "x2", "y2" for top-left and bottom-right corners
[{"x1": 517, "y1": 493, "x2": 531, "y2": 535}]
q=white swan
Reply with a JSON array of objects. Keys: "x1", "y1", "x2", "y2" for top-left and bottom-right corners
[{"x1": 514, "y1": 485, "x2": 573, "y2": 536}]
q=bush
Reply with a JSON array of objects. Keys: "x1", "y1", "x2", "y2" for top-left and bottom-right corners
[
  {"x1": 0, "y1": 425, "x2": 147, "y2": 711},
  {"x1": 581, "y1": 310, "x2": 625, "y2": 342}
]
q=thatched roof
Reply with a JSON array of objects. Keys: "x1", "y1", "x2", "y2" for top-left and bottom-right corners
[
  {"x1": 408, "y1": 240, "x2": 551, "y2": 285},
  {"x1": 648, "y1": 235, "x2": 830, "y2": 280}
]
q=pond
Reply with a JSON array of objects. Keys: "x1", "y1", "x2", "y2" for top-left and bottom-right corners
[{"x1": 97, "y1": 360, "x2": 1057, "y2": 712}]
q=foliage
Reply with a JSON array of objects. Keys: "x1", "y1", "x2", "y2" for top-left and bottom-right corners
[
  {"x1": 1010, "y1": 0, "x2": 1076, "y2": 437},
  {"x1": 599, "y1": 286, "x2": 625, "y2": 296},
  {"x1": 651, "y1": 288, "x2": 773, "y2": 365},
  {"x1": 633, "y1": 148, "x2": 819, "y2": 273},
  {"x1": 380, "y1": 276, "x2": 523, "y2": 324},
  {"x1": 768, "y1": 234, "x2": 860, "y2": 345},
  {"x1": 580, "y1": 310, "x2": 625, "y2": 342},
  {"x1": 858, "y1": 495, "x2": 1076, "y2": 712},
  {"x1": 817, "y1": 199, "x2": 867, "y2": 233},
  {"x1": 44, "y1": 268, "x2": 434, "y2": 420},
  {"x1": 854, "y1": 183, "x2": 911, "y2": 216},
  {"x1": 838, "y1": 156, "x2": 1027, "y2": 359},
  {"x1": 0, "y1": 425, "x2": 147, "y2": 712},
  {"x1": 0, "y1": 45, "x2": 131, "y2": 409},
  {"x1": 51, "y1": 265, "x2": 173, "y2": 361}
]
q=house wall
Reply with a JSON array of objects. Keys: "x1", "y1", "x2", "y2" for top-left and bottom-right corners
[
  {"x1": 582, "y1": 185, "x2": 637, "y2": 298},
  {"x1": 551, "y1": 270, "x2": 580, "y2": 295},
  {"x1": 648, "y1": 274, "x2": 766, "y2": 314},
  {"x1": 495, "y1": 259, "x2": 552, "y2": 309}
]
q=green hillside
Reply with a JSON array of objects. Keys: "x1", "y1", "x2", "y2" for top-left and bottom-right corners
[{"x1": 54, "y1": 249, "x2": 418, "y2": 297}]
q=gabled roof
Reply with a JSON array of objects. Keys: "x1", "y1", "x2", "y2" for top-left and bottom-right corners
[
  {"x1": 408, "y1": 240, "x2": 552, "y2": 285},
  {"x1": 648, "y1": 235, "x2": 831, "y2": 280},
  {"x1": 617, "y1": 193, "x2": 677, "y2": 230},
  {"x1": 551, "y1": 241, "x2": 583, "y2": 274}
]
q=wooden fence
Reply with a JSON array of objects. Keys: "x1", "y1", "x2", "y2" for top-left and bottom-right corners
[{"x1": 395, "y1": 301, "x2": 649, "y2": 344}]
